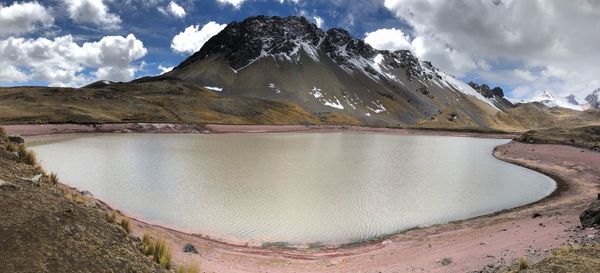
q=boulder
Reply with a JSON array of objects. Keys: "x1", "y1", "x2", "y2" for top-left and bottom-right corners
[
  {"x1": 183, "y1": 243, "x2": 198, "y2": 254},
  {"x1": 81, "y1": 190, "x2": 94, "y2": 197},
  {"x1": 0, "y1": 179, "x2": 20, "y2": 191},
  {"x1": 8, "y1": 135, "x2": 24, "y2": 144},
  {"x1": 580, "y1": 194, "x2": 600, "y2": 228},
  {"x1": 24, "y1": 174, "x2": 43, "y2": 186}
]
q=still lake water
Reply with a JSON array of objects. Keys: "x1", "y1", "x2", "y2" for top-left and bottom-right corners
[{"x1": 29, "y1": 133, "x2": 555, "y2": 245}]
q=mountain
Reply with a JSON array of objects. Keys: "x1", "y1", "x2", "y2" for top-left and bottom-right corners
[
  {"x1": 585, "y1": 88, "x2": 600, "y2": 110},
  {"x1": 159, "y1": 15, "x2": 511, "y2": 129},
  {"x1": 526, "y1": 90, "x2": 583, "y2": 111},
  {"x1": 2, "y1": 15, "x2": 598, "y2": 131}
]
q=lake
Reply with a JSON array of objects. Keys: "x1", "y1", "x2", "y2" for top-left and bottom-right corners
[{"x1": 29, "y1": 132, "x2": 555, "y2": 245}]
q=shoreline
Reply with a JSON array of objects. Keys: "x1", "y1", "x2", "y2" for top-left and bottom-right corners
[
  {"x1": 7, "y1": 124, "x2": 600, "y2": 272},
  {"x1": 2, "y1": 123, "x2": 518, "y2": 139}
]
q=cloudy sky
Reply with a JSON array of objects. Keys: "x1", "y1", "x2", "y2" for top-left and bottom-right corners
[{"x1": 0, "y1": 0, "x2": 599, "y2": 100}]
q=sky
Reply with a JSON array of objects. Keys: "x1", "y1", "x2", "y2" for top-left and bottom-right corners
[{"x1": 0, "y1": 0, "x2": 599, "y2": 101}]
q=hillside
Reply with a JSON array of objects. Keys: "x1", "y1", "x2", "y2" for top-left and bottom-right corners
[{"x1": 0, "y1": 129, "x2": 169, "y2": 273}]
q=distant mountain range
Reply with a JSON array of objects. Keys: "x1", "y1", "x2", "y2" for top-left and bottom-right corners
[{"x1": 523, "y1": 89, "x2": 600, "y2": 111}]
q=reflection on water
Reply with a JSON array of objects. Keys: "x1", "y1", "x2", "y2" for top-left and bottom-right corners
[{"x1": 29, "y1": 133, "x2": 555, "y2": 244}]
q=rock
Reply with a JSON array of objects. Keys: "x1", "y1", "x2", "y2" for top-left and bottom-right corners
[
  {"x1": 81, "y1": 190, "x2": 93, "y2": 197},
  {"x1": 183, "y1": 243, "x2": 198, "y2": 254},
  {"x1": 440, "y1": 257, "x2": 452, "y2": 266},
  {"x1": 0, "y1": 179, "x2": 20, "y2": 191},
  {"x1": 8, "y1": 135, "x2": 24, "y2": 144},
  {"x1": 532, "y1": 213, "x2": 542, "y2": 218},
  {"x1": 23, "y1": 174, "x2": 43, "y2": 186},
  {"x1": 580, "y1": 194, "x2": 600, "y2": 228}
]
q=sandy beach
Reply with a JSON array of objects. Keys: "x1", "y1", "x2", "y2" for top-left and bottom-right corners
[{"x1": 7, "y1": 124, "x2": 600, "y2": 272}]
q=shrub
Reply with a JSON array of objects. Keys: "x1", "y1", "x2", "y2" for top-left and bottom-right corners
[
  {"x1": 120, "y1": 217, "x2": 131, "y2": 233},
  {"x1": 17, "y1": 145, "x2": 38, "y2": 166},
  {"x1": 518, "y1": 256, "x2": 528, "y2": 270},
  {"x1": 153, "y1": 238, "x2": 172, "y2": 269},
  {"x1": 142, "y1": 232, "x2": 155, "y2": 256},
  {"x1": 176, "y1": 264, "x2": 199, "y2": 273}
]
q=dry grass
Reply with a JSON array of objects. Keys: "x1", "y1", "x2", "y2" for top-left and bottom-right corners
[
  {"x1": 153, "y1": 238, "x2": 172, "y2": 269},
  {"x1": 176, "y1": 264, "x2": 199, "y2": 273},
  {"x1": 120, "y1": 217, "x2": 132, "y2": 234},
  {"x1": 48, "y1": 172, "x2": 59, "y2": 185},
  {"x1": 551, "y1": 244, "x2": 581, "y2": 256},
  {"x1": 142, "y1": 232, "x2": 155, "y2": 256},
  {"x1": 16, "y1": 144, "x2": 38, "y2": 166},
  {"x1": 106, "y1": 211, "x2": 117, "y2": 224},
  {"x1": 518, "y1": 256, "x2": 529, "y2": 270}
]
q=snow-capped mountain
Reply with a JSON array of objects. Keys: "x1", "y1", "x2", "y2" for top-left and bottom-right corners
[
  {"x1": 585, "y1": 88, "x2": 600, "y2": 110},
  {"x1": 158, "y1": 16, "x2": 512, "y2": 127},
  {"x1": 526, "y1": 90, "x2": 584, "y2": 111}
]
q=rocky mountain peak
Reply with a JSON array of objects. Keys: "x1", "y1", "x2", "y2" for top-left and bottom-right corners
[
  {"x1": 585, "y1": 88, "x2": 600, "y2": 109},
  {"x1": 565, "y1": 94, "x2": 579, "y2": 105},
  {"x1": 175, "y1": 16, "x2": 324, "y2": 71}
]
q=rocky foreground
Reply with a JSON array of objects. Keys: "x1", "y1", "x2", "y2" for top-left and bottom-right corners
[{"x1": 0, "y1": 128, "x2": 169, "y2": 273}]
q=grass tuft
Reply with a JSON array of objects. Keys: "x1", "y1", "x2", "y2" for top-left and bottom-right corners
[
  {"x1": 176, "y1": 264, "x2": 199, "y2": 273},
  {"x1": 142, "y1": 232, "x2": 155, "y2": 256},
  {"x1": 106, "y1": 211, "x2": 117, "y2": 223},
  {"x1": 48, "y1": 172, "x2": 59, "y2": 185},
  {"x1": 153, "y1": 238, "x2": 172, "y2": 269},
  {"x1": 518, "y1": 256, "x2": 528, "y2": 270},
  {"x1": 120, "y1": 217, "x2": 132, "y2": 233},
  {"x1": 17, "y1": 144, "x2": 38, "y2": 166}
]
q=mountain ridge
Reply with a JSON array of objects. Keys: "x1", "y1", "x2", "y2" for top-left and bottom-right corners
[{"x1": 162, "y1": 15, "x2": 515, "y2": 129}]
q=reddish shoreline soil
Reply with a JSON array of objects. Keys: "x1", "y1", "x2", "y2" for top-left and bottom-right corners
[{"x1": 7, "y1": 124, "x2": 600, "y2": 272}]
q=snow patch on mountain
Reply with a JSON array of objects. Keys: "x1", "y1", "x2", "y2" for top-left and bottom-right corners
[
  {"x1": 268, "y1": 83, "x2": 281, "y2": 94},
  {"x1": 323, "y1": 97, "x2": 344, "y2": 109},
  {"x1": 310, "y1": 86, "x2": 323, "y2": 98},
  {"x1": 438, "y1": 72, "x2": 500, "y2": 110},
  {"x1": 204, "y1": 86, "x2": 223, "y2": 92}
]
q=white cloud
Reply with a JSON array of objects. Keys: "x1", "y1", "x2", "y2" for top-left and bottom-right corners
[
  {"x1": 217, "y1": 0, "x2": 245, "y2": 9},
  {"x1": 313, "y1": 15, "x2": 324, "y2": 28},
  {"x1": 159, "y1": 1, "x2": 186, "y2": 18},
  {"x1": 0, "y1": 1, "x2": 53, "y2": 36},
  {"x1": 383, "y1": 0, "x2": 600, "y2": 98},
  {"x1": 158, "y1": 65, "x2": 174, "y2": 74},
  {"x1": 0, "y1": 34, "x2": 147, "y2": 86},
  {"x1": 511, "y1": 86, "x2": 532, "y2": 99},
  {"x1": 364, "y1": 28, "x2": 412, "y2": 52},
  {"x1": 513, "y1": 69, "x2": 537, "y2": 82},
  {"x1": 171, "y1": 22, "x2": 227, "y2": 54},
  {"x1": 168, "y1": 1, "x2": 186, "y2": 17},
  {"x1": 64, "y1": 0, "x2": 121, "y2": 29}
]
